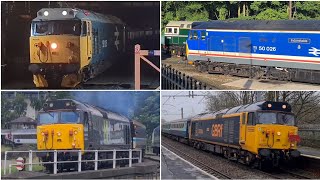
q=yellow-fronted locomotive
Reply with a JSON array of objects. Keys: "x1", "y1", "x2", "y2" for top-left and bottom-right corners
[
  {"x1": 162, "y1": 101, "x2": 301, "y2": 168},
  {"x1": 36, "y1": 99, "x2": 139, "y2": 172},
  {"x1": 29, "y1": 8, "x2": 126, "y2": 88}
]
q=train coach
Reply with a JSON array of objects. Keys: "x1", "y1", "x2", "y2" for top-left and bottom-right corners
[
  {"x1": 29, "y1": 8, "x2": 129, "y2": 88},
  {"x1": 162, "y1": 101, "x2": 301, "y2": 169},
  {"x1": 36, "y1": 99, "x2": 144, "y2": 172},
  {"x1": 186, "y1": 20, "x2": 320, "y2": 84}
]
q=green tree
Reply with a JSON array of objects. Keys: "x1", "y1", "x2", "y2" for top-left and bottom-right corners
[
  {"x1": 1, "y1": 93, "x2": 27, "y2": 128},
  {"x1": 133, "y1": 92, "x2": 160, "y2": 138}
]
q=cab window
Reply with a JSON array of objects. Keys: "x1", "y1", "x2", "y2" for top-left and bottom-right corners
[
  {"x1": 201, "y1": 31, "x2": 206, "y2": 40},
  {"x1": 82, "y1": 21, "x2": 87, "y2": 36},
  {"x1": 173, "y1": 28, "x2": 178, "y2": 34},
  {"x1": 166, "y1": 28, "x2": 172, "y2": 33},
  {"x1": 248, "y1": 112, "x2": 255, "y2": 125},
  {"x1": 193, "y1": 31, "x2": 198, "y2": 40}
]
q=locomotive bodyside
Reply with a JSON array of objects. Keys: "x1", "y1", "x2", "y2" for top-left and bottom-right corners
[{"x1": 186, "y1": 20, "x2": 320, "y2": 83}]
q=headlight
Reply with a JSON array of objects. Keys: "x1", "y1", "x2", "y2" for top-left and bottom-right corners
[
  {"x1": 62, "y1": 11, "x2": 67, "y2": 16},
  {"x1": 277, "y1": 132, "x2": 281, "y2": 136},
  {"x1": 57, "y1": 132, "x2": 61, "y2": 137},
  {"x1": 44, "y1": 11, "x2": 49, "y2": 16},
  {"x1": 51, "y1": 43, "x2": 57, "y2": 49}
]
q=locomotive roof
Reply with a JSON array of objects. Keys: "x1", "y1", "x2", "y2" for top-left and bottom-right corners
[
  {"x1": 41, "y1": 99, "x2": 130, "y2": 123},
  {"x1": 33, "y1": 8, "x2": 124, "y2": 24},
  {"x1": 166, "y1": 21, "x2": 194, "y2": 28},
  {"x1": 192, "y1": 20, "x2": 320, "y2": 31},
  {"x1": 193, "y1": 101, "x2": 292, "y2": 120},
  {"x1": 162, "y1": 118, "x2": 191, "y2": 124}
]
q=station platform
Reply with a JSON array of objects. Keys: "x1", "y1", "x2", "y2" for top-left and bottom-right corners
[
  {"x1": 161, "y1": 147, "x2": 215, "y2": 180},
  {"x1": 299, "y1": 146, "x2": 320, "y2": 159},
  {"x1": 2, "y1": 160, "x2": 158, "y2": 179}
]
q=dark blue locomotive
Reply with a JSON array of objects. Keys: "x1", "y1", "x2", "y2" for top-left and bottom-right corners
[
  {"x1": 29, "y1": 8, "x2": 144, "y2": 88},
  {"x1": 186, "y1": 20, "x2": 320, "y2": 83},
  {"x1": 162, "y1": 101, "x2": 301, "y2": 169}
]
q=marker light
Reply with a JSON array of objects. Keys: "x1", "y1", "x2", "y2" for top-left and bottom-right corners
[
  {"x1": 62, "y1": 11, "x2": 67, "y2": 16},
  {"x1": 51, "y1": 43, "x2": 57, "y2": 49},
  {"x1": 44, "y1": 11, "x2": 49, "y2": 16}
]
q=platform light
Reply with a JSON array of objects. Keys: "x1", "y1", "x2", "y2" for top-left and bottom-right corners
[
  {"x1": 51, "y1": 43, "x2": 57, "y2": 49},
  {"x1": 44, "y1": 11, "x2": 49, "y2": 16},
  {"x1": 62, "y1": 11, "x2": 67, "y2": 16}
]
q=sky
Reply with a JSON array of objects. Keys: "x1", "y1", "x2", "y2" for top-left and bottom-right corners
[{"x1": 161, "y1": 91, "x2": 213, "y2": 122}]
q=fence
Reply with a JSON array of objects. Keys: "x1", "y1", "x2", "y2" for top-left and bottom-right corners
[
  {"x1": 4, "y1": 149, "x2": 142, "y2": 175},
  {"x1": 161, "y1": 64, "x2": 213, "y2": 90},
  {"x1": 298, "y1": 129, "x2": 320, "y2": 148},
  {"x1": 134, "y1": 44, "x2": 160, "y2": 90}
]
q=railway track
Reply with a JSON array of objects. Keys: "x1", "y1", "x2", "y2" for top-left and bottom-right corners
[
  {"x1": 162, "y1": 136, "x2": 318, "y2": 179},
  {"x1": 258, "y1": 168, "x2": 312, "y2": 179},
  {"x1": 162, "y1": 140, "x2": 232, "y2": 179}
]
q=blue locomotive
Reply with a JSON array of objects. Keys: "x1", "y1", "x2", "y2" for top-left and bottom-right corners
[
  {"x1": 29, "y1": 8, "x2": 131, "y2": 88},
  {"x1": 186, "y1": 20, "x2": 320, "y2": 83}
]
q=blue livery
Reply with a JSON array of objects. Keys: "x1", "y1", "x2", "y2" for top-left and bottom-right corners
[
  {"x1": 186, "y1": 20, "x2": 320, "y2": 83},
  {"x1": 162, "y1": 118, "x2": 190, "y2": 139}
]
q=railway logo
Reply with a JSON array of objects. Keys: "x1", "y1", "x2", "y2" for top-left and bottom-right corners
[
  {"x1": 212, "y1": 124, "x2": 223, "y2": 137},
  {"x1": 114, "y1": 26, "x2": 120, "y2": 51},
  {"x1": 308, "y1": 47, "x2": 320, "y2": 57}
]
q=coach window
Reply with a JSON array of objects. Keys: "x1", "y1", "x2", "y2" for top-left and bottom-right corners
[
  {"x1": 82, "y1": 21, "x2": 87, "y2": 36},
  {"x1": 248, "y1": 112, "x2": 255, "y2": 125}
]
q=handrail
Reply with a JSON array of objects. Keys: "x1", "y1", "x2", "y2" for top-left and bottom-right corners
[{"x1": 4, "y1": 149, "x2": 142, "y2": 175}]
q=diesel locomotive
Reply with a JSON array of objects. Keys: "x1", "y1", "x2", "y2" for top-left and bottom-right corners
[
  {"x1": 163, "y1": 21, "x2": 193, "y2": 56},
  {"x1": 29, "y1": 8, "x2": 127, "y2": 88},
  {"x1": 186, "y1": 20, "x2": 320, "y2": 84},
  {"x1": 162, "y1": 101, "x2": 301, "y2": 168},
  {"x1": 36, "y1": 99, "x2": 145, "y2": 172}
]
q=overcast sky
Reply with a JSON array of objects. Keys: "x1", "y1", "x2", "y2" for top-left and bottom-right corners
[{"x1": 161, "y1": 91, "x2": 214, "y2": 122}]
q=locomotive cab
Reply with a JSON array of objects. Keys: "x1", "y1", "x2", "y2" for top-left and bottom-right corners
[
  {"x1": 240, "y1": 102, "x2": 301, "y2": 166},
  {"x1": 36, "y1": 100, "x2": 85, "y2": 151}
]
